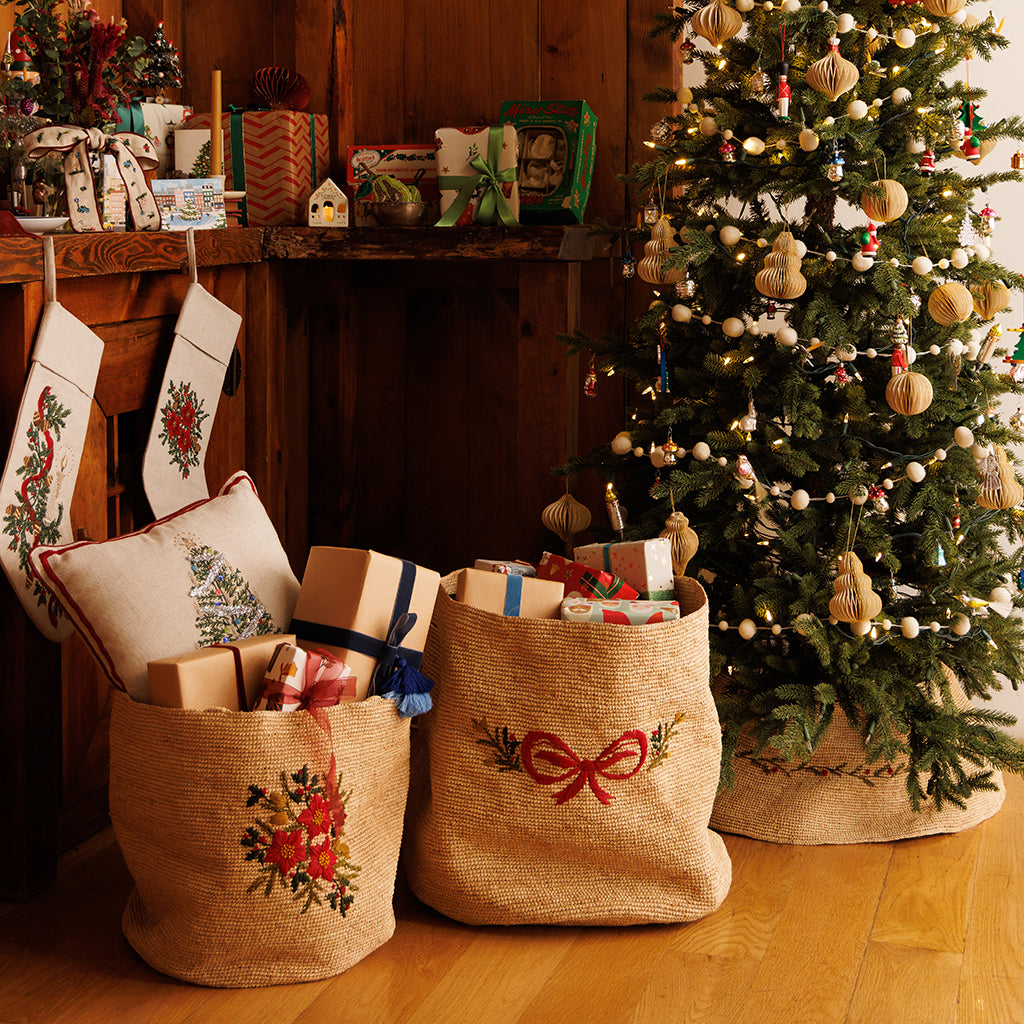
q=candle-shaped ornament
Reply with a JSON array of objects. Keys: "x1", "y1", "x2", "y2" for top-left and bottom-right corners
[{"x1": 605, "y1": 481, "x2": 626, "y2": 539}]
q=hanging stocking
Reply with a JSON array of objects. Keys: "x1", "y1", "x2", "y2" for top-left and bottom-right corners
[
  {"x1": 142, "y1": 230, "x2": 242, "y2": 518},
  {"x1": 0, "y1": 237, "x2": 104, "y2": 640}
]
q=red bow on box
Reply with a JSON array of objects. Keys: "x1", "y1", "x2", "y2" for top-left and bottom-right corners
[
  {"x1": 261, "y1": 647, "x2": 353, "y2": 711},
  {"x1": 520, "y1": 729, "x2": 648, "y2": 805}
]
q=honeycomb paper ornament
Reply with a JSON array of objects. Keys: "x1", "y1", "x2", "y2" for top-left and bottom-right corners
[
  {"x1": 976, "y1": 444, "x2": 1024, "y2": 510},
  {"x1": 248, "y1": 66, "x2": 311, "y2": 110},
  {"x1": 754, "y1": 231, "x2": 807, "y2": 301},
  {"x1": 972, "y1": 280, "x2": 1011, "y2": 320},
  {"x1": 660, "y1": 510, "x2": 699, "y2": 576},
  {"x1": 690, "y1": 0, "x2": 744, "y2": 48},
  {"x1": 928, "y1": 281, "x2": 974, "y2": 325},
  {"x1": 923, "y1": 0, "x2": 967, "y2": 16},
  {"x1": 886, "y1": 371, "x2": 933, "y2": 415},
  {"x1": 806, "y1": 37, "x2": 860, "y2": 102},
  {"x1": 829, "y1": 551, "x2": 883, "y2": 624},
  {"x1": 861, "y1": 179, "x2": 909, "y2": 224},
  {"x1": 542, "y1": 490, "x2": 592, "y2": 552},
  {"x1": 637, "y1": 216, "x2": 687, "y2": 289}
]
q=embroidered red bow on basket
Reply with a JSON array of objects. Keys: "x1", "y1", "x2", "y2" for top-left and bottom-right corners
[{"x1": 520, "y1": 730, "x2": 649, "y2": 805}]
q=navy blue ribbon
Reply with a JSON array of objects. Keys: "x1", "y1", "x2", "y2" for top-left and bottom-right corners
[{"x1": 503, "y1": 573, "x2": 523, "y2": 616}]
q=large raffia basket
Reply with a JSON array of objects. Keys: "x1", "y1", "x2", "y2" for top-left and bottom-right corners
[
  {"x1": 711, "y1": 668, "x2": 1005, "y2": 845},
  {"x1": 403, "y1": 573, "x2": 731, "y2": 926},
  {"x1": 109, "y1": 691, "x2": 410, "y2": 987}
]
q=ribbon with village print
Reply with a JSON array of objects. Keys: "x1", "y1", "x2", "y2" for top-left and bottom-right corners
[{"x1": 22, "y1": 125, "x2": 161, "y2": 233}]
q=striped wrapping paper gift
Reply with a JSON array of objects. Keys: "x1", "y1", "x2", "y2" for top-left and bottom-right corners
[{"x1": 183, "y1": 110, "x2": 329, "y2": 225}]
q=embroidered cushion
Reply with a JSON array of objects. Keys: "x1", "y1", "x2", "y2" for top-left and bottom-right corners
[{"x1": 30, "y1": 470, "x2": 299, "y2": 702}]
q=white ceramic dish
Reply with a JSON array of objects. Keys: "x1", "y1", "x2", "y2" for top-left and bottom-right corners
[{"x1": 15, "y1": 217, "x2": 70, "y2": 235}]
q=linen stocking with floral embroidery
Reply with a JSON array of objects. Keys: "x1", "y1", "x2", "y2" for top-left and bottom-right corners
[
  {"x1": 142, "y1": 280, "x2": 242, "y2": 518},
  {"x1": 0, "y1": 238, "x2": 103, "y2": 640}
]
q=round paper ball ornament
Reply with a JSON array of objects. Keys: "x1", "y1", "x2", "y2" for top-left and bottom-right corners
[
  {"x1": 972, "y1": 280, "x2": 1011, "y2": 320},
  {"x1": 886, "y1": 372, "x2": 933, "y2": 415},
  {"x1": 691, "y1": 0, "x2": 744, "y2": 48},
  {"x1": 928, "y1": 282, "x2": 974, "y2": 325},
  {"x1": 861, "y1": 179, "x2": 908, "y2": 224},
  {"x1": 248, "y1": 66, "x2": 311, "y2": 110},
  {"x1": 923, "y1": 0, "x2": 966, "y2": 15},
  {"x1": 611, "y1": 432, "x2": 633, "y2": 455}
]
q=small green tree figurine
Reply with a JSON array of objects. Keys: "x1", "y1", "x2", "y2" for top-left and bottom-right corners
[{"x1": 139, "y1": 21, "x2": 182, "y2": 98}]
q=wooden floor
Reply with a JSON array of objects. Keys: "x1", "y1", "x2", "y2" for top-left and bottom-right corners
[{"x1": 2, "y1": 776, "x2": 1022, "y2": 1024}]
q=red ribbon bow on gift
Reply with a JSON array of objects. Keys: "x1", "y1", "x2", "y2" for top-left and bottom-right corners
[
  {"x1": 261, "y1": 648, "x2": 352, "y2": 711},
  {"x1": 520, "y1": 730, "x2": 648, "y2": 805}
]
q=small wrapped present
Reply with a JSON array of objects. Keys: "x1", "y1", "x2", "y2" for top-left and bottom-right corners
[
  {"x1": 253, "y1": 642, "x2": 358, "y2": 711},
  {"x1": 146, "y1": 632, "x2": 294, "y2": 710},
  {"x1": 116, "y1": 101, "x2": 193, "y2": 177},
  {"x1": 347, "y1": 143, "x2": 439, "y2": 225},
  {"x1": 536, "y1": 551, "x2": 640, "y2": 600},
  {"x1": 456, "y1": 567, "x2": 563, "y2": 618},
  {"x1": 289, "y1": 547, "x2": 440, "y2": 703},
  {"x1": 183, "y1": 109, "x2": 329, "y2": 225},
  {"x1": 560, "y1": 597, "x2": 680, "y2": 625},
  {"x1": 434, "y1": 125, "x2": 519, "y2": 226},
  {"x1": 473, "y1": 558, "x2": 537, "y2": 577},
  {"x1": 574, "y1": 539, "x2": 675, "y2": 600}
]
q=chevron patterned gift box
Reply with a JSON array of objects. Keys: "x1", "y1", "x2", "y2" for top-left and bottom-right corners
[{"x1": 183, "y1": 110, "x2": 329, "y2": 226}]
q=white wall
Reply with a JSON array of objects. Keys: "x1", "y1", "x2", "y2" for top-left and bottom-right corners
[{"x1": 968, "y1": 0, "x2": 1024, "y2": 736}]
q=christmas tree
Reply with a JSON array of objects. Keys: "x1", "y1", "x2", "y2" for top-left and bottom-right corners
[
  {"x1": 564, "y1": 0, "x2": 1024, "y2": 810},
  {"x1": 139, "y1": 21, "x2": 181, "y2": 96},
  {"x1": 187, "y1": 542, "x2": 275, "y2": 645}
]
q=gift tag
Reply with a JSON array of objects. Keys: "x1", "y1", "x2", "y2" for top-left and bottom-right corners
[
  {"x1": 142, "y1": 229, "x2": 242, "y2": 517},
  {"x1": 0, "y1": 237, "x2": 104, "y2": 640}
]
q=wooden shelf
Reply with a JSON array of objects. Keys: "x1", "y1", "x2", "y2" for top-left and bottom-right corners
[{"x1": 0, "y1": 224, "x2": 605, "y2": 285}]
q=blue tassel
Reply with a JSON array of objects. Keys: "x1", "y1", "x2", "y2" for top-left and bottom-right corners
[{"x1": 381, "y1": 657, "x2": 435, "y2": 718}]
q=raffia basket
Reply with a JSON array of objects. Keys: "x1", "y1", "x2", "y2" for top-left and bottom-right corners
[
  {"x1": 403, "y1": 573, "x2": 731, "y2": 926},
  {"x1": 109, "y1": 691, "x2": 410, "y2": 987},
  {"x1": 711, "y1": 668, "x2": 1005, "y2": 845}
]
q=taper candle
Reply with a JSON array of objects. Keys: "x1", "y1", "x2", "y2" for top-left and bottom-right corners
[{"x1": 210, "y1": 68, "x2": 223, "y2": 178}]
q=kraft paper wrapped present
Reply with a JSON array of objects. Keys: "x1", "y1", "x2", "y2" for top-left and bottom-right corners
[
  {"x1": 183, "y1": 109, "x2": 329, "y2": 225},
  {"x1": 473, "y1": 558, "x2": 537, "y2": 577},
  {"x1": 434, "y1": 125, "x2": 519, "y2": 226},
  {"x1": 289, "y1": 547, "x2": 440, "y2": 700},
  {"x1": 146, "y1": 632, "x2": 294, "y2": 710},
  {"x1": 252, "y1": 642, "x2": 358, "y2": 711},
  {"x1": 574, "y1": 538, "x2": 675, "y2": 600},
  {"x1": 535, "y1": 551, "x2": 640, "y2": 600},
  {"x1": 455, "y1": 567, "x2": 563, "y2": 618},
  {"x1": 560, "y1": 597, "x2": 681, "y2": 625}
]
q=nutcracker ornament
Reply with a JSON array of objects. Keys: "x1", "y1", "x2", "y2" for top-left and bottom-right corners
[{"x1": 777, "y1": 61, "x2": 791, "y2": 119}]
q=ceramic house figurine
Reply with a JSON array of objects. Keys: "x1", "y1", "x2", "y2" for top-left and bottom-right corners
[{"x1": 308, "y1": 177, "x2": 348, "y2": 227}]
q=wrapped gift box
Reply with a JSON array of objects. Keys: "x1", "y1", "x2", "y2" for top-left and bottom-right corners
[
  {"x1": 183, "y1": 109, "x2": 329, "y2": 225},
  {"x1": 147, "y1": 632, "x2": 294, "y2": 710},
  {"x1": 253, "y1": 642, "x2": 358, "y2": 711},
  {"x1": 560, "y1": 597, "x2": 680, "y2": 625},
  {"x1": 536, "y1": 551, "x2": 640, "y2": 600},
  {"x1": 498, "y1": 100, "x2": 596, "y2": 224},
  {"x1": 434, "y1": 125, "x2": 519, "y2": 226},
  {"x1": 456, "y1": 567, "x2": 562, "y2": 618},
  {"x1": 116, "y1": 101, "x2": 193, "y2": 177},
  {"x1": 289, "y1": 547, "x2": 440, "y2": 700},
  {"x1": 473, "y1": 558, "x2": 537, "y2": 577},
  {"x1": 574, "y1": 539, "x2": 675, "y2": 600},
  {"x1": 346, "y1": 144, "x2": 439, "y2": 226}
]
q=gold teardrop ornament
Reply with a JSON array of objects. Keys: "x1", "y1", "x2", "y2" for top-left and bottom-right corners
[{"x1": 660, "y1": 510, "x2": 699, "y2": 576}]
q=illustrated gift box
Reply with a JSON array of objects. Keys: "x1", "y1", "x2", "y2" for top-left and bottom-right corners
[
  {"x1": 183, "y1": 109, "x2": 329, "y2": 225},
  {"x1": 146, "y1": 632, "x2": 294, "y2": 710},
  {"x1": 535, "y1": 551, "x2": 639, "y2": 600},
  {"x1": 560, "y1": 597, "x2": 681, "y2": 625},
  {"x1": 434, "y1": 124, "x2": 519, "y2": 226},
  {"x1": 573, "y1": 538, "x2": 675, "y2": 600},
  {"x1": 288, "y1": 547, "x2": 440, "y2": 700},
  {"x1": 116, "y1": 101, "x2": 193, "y2": 177},
  {"x1": 498, "y1": 100, "x2": 596, "y2": 224},
  {"x1": 346, "y1": 143, "x2": 439, "y2": 226}
]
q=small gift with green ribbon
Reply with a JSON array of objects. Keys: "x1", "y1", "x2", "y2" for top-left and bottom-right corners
[{"x1": 434, "y1": 124, "x2": 519, "y2": 227}]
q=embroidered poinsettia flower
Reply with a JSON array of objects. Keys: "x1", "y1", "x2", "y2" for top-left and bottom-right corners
[
  {"x1": 297, "y1": 793, "x2": 332, "y2": 838},
  {"x1": 265, "y1": 828, "x2": 306, "y2": 875},
  {"x1": 307, "y1": 840, "x2": 337, "y2": 882}
]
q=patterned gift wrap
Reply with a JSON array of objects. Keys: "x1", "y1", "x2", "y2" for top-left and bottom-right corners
[
  {"x1": 183, "y1": 110, "x2": 329, "y2": 225},
  {"x1": 472, "y1": 558, "x2": 537, "y2": 577},
  {"x1": 434, "y1": 125, "x2": 519, "y2": 226},
  {"x1": 559, "y1": 597, "x2": 681, "y2": 625},
  {"x1": 535, "y1": 551, "x2": 639, "y2": 600},
  {"x1": 573, "y1": 538, "x2": 675, "y2": 599}
]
